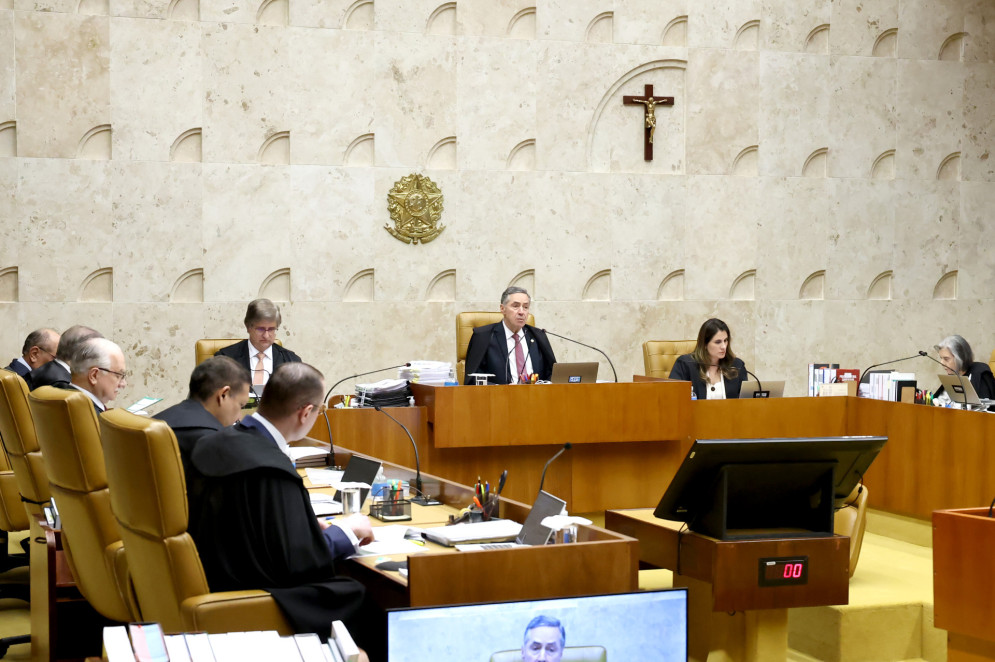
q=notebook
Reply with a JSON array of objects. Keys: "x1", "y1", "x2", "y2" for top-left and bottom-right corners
[
  {"x1": 550, "y1": 362, "x2": 599, "y2": 384},
  {"x1": 938, "y1": 374, "x2": 983, "y2": 405}
]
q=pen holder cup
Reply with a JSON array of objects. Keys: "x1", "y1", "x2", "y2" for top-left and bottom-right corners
[
  {"x1": 370, "y1": 499, "x2": 412, "y2": 522},
  {"x1": 468, "y1": 506, "x2": 485, "y2": 523},
  {"x1": 554, "y1": 525, "x2": 579, "y2": 544},
  {"x1": 483, "y1": 496, "x2": 500, "y2": 520},
  {"x1": 340, "y1": 487, "x2": 362, "y2": 516}
]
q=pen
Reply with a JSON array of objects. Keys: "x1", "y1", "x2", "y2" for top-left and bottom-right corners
[
  {"x1": 497, "y1": 469, "x2": 508, "y2": 495},
  {"x1": 473, "y1": 496, "x2": 484, "y2": 510},
  {"x1": 485, "y1": 481, "x2": 489, "y2": 501}
]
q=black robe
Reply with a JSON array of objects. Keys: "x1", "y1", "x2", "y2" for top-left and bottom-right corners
[
  {"x1": 155, "y1": 398, "x2": 223, "y2": 486},
  {"x1": 26, "y1": 359, "x2": 71, "y2": 391},
  {"x1": 187, "y1": 423, "x2": 365, "y2": 637}
]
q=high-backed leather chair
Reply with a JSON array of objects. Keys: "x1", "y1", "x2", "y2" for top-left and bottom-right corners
[
  {"x1": 834, "y1": 484, "x2": 869, "y2": 578},
  {"x1": 490, "y1": 646, "x2": 606, "y2": 662},
  {"x1": 641, "y1": 340, "x2": 696, "y2": 379},
  {"x1": 195, "y1": 338, "x2": 283, "y2": 366},
  {"x1": 99, "y1": 409, "x2": 293, "y2": 634},
  {"x1": 28, "y1": 386, "x2": 139, "y2": 623},
  {"x1": 455, "y1": 312, "x2": 535, "y2": 383},
  {"x1": 0, "y1": 370, "x2": 51, "y2": 521},
  {"x1": 989, "y1": 348, "x2": 995, "y2": 375}
]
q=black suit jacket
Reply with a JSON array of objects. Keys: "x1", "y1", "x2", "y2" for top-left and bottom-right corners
[
  {"x1": 155, "y1": 399, "x2": 223, "y2": 484},
  {"x1": 5, "y1": 359, "x2": 29, "y2": 377},
  {"x1": 464, "y1": 322, "x2": 556, "y2": 385},
  {"x1": 26, "y1": 360, "x2": 71, "y2": 391},
  {"x1": 669, "y1": 354, "x2": 748, "y2": 400},
  {"x1": 188, "y1": 422, "x2": 364, "y2": 637},
  {"x1": 214, "y1": 340, "x2": 301, "y2": 376}
]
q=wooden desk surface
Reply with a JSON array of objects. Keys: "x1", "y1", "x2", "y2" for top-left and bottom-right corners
[{"x1": 306, "y1": 447, "x2": 639, "y2": 608}]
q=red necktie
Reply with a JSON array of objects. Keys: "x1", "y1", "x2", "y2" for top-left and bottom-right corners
[{"x1": 514, "y1": 333, "x2": 527, "y2": 384}]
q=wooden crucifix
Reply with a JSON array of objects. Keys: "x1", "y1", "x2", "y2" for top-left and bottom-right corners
[{"x1": 623, "y1": 84, "x2": 674, "y2": 161}]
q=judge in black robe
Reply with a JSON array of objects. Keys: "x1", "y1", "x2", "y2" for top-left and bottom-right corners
[{"x1": 187, "y1": 420, "x2": 365, "y2": 637}]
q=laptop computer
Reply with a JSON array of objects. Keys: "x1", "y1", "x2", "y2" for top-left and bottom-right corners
[
  {"x1": 332, "y1": 454, "x2": 382, "y2": 507},
  {"x1": 739, "y1": 380, "x2": 785, "y2": 398},
  {"x1": 453, "y1": 490, "x2": 566, "y2": 551},
  {"x1": 550, "y1": 362, "x2": 599, "y2": 384},
  {"x1": 938, "y1": 374, "x2": 983, "y2": 406}
]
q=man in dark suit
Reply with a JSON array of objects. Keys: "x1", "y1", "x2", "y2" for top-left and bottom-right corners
[
  {"x1": 214, "y1": 298, "x2": 301, "y2": 388},
  {"x1": 156, "y1": 356, "x2": 251, "y2": 483},
  {"x1": 26, "y1": 324, "x2": 102, "y2": 390},
  {"x1": 464, "y1": 286, "x2": 556, "y2": 384},
  {"x1": 66, "y1": 337, "x2": 127, "y2": 414},
  {"x1": 6, "y1": 328, "x2": 60, "y2": 377},
  {"x1": 187, "y1": 362, "x2": 377, "y2": 653}
]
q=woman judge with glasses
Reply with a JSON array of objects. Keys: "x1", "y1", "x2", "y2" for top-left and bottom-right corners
[
  {"x1": 215, "y1": 298, "x2": 301, "y2": 387},
  {"x1": 669, "y1": 318, "x2": 748, "y2": 400},
  {"x1": 932, "y1": 334, "x2": 995, "y2": 402}
]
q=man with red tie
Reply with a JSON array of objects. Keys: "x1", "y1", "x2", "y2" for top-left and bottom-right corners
[{"x1": 464, "y1": 286, "x2": 556, "y2": 385}]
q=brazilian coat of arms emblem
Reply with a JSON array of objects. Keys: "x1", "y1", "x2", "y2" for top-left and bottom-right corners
[{"x1": 385, "y1": 174, "x2": 445, "y2": 244}]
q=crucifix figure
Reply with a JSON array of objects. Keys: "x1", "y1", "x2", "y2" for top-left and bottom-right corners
[{"x1": 623, "y1": 84, "x2": 674, "y2": 161}]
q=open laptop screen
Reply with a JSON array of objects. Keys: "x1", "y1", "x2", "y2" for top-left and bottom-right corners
[{"x1": 387, "y1": 589, "x2": 687, "y2": 662}]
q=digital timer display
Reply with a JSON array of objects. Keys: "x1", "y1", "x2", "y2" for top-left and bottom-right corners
[{"x1": 757, "y1": 556, "x2": 809, "y2": 586}]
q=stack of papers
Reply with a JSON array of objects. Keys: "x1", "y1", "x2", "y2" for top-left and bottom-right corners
[
  {"x1": 399, "y1": 361, "x2": 454, "y2": 386},
  {"x1": 288, "y1": 446, "x2": 330, "y2": 468},
  {"x1": 304, "y1": 468, "x2": 344, "y2": 486},
  {"x1": 353, "y1": 378, "x2": 410, "y2": 408},
  {"x1": 350, "y1": 524, "x2": 428, "y2": 557},
  {"x1": 309, "y1": 493, "x2": 343, "y2": 517}
]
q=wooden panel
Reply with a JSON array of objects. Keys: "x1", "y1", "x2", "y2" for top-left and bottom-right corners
[
  {"x1": 691, "y1": 397, "x2": 848, "y2": 439},
  {"x1": 605, "y1": 509, "x2": 849, "y2": 612},
  {"x1": 407, "y1": 538, "x2": 638, "y2": 607},
  {"x1": 411, "y1": 382, "x2": 689, "y2": 448},
  {"x1": 934, "y1": 508, "x2": 995, "y2": 642}
]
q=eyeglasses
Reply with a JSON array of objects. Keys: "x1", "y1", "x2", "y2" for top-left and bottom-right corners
[
  {"x1": 97, "y1": 367, "x2": 128, "y2": 383},
  {"x1": 38, "y1": 347, "x2": 57, "y2": 359},
  {"x1": 252, "y1": 326, "x2": 279, "y2": 335}
]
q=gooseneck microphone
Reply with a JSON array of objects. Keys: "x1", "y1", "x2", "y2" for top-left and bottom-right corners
[
  {"x1": 323, "y1": 363, "x2": 411, "y2": 404},
  {"x1": 374, "y1": 406, "x2": 441, "y2": 506},
  {"x1": 858, "y1": 353, "x2": 925, "y2": 389},
  {"x1": 541, "y1": 330, "x2": 618, "y2": 382},
  {"x1": 538, "y1": 442, "x2": 572, "y2": 495},
  {"x1": 743, "y1": 368, "x2": 768, "y2": 398},
  {"x1": 919, "y1": 350, "x2": 968, "y2": 406}
]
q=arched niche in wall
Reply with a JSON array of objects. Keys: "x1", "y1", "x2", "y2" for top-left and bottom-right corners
[
  {"x1": 171, "y1": 128, "x2": 202, "y2": 163},
  {"x1": 867, "y1": 271, "x2": 893, "y2": 300},
  {"x1": 582, "y1": 269, "x2": 611, "y2": 301},
  {"x1": 344, "y1": 268, "x2": 375, "y2": 302},
  {"x1": 78, "y1": 124, "x2": 112, "y2": 160},
  {"x1": 509, "y1": 269, "x2": 535, "y2": 294},
  {"x1": 260, "y1": 268, "x2": 290, "y2": 302},
  {"x1": 80, "y1": 268, "x2": 113, "y2": 302},
  {"x1": 932, "y1": 271, "x2": 958, "y2": 300},
  {"x1": 799, "y1": 270, "x2": 825, "y2": 300},
  {"x1": 345, "y1": 133, "x2": 374, "y2": 167},
  {"x1": 426, "y1": 2, "x2": 456, "y2": 35},
  {"x1": 507, "y1": 7, "x2": 536, "y2": 39},
  {"x1": 657, "y1": 269, "x2": 684, "y2": 301},
  {"x1": 343, "y1": 0, "x2": 373, "y2": 30},
  {"x1": 729, "y1": 270, "x2": 756, "y2": 301},
  {"x1": 426, "y1": 269, "x2": 456, "y2": 301},
  {"x1": 171, "y1": 268, "x2": 205, "y2": 303},
  {"x1": 0, "y1": 267, "x2": 18, "y2": 302}
]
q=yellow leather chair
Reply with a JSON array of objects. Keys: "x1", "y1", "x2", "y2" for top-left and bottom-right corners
[
  {"x1": 834, "y1": 484, "x2": 869, "y2": 578},
  {"x1": 195, "y1": 338, "x2": 283, "y2": 366},
  {"x1": 641, "y1": 340, "x2": 696, "y2": 379},
  {"x1": 28, "y1": 386, "x2": 140, "y2": 623},
  {"x1": 490, "y1": 646, "x2": 606, "y2": 662},
  {"x1": 989, "y1": 348, "x2": 994, "y2": 374},
  {"x1": 0, "y1": 370, "x2": 51, "y2": 522},
  {"x1": 456, "y1": 312, "x2": 535, "y2": 383},
  {"x1": 99, "y1": 408, "x2": 293, "y2": 634}
]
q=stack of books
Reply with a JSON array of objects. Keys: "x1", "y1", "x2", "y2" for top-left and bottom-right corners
[
  {"x1": 399, "y1": 361, "x2": 454, "y2": 386},
  {"x1": 104, "y1": 621, "x2": 360, "y2": 662},
  {"x1": 807, "y1": 364, "x2": 860, "y2": 396},
  {"x1": 353, "y1": 378, "x2": 410, "y2": 408}
]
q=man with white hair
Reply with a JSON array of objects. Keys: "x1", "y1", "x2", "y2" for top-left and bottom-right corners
[{"x1": 67, "y1": 337, "x2": 128, "y2": 413}]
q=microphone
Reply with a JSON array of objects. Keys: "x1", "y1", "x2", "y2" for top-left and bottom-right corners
[
  {"x1": 538, "y1": 443, "x2": 572, "y2": 495},
  {"x1": 541, "y1": 329, "x2": 618, "y2": 382},
  {"x1": 858, "y1": 352, "x2": 924, "y2": 390},
  {"x1": 373, "y1": 406, "x2": 441, "y2": 506},
  {"x1": 919, "y1": 350, "x2": 968, "y2": 407},
  {"x1": 323, "y1": 363, "x2": 410, "y2": 404},
  {"x1": 743, "y1": 368, "x2": 769, "y2": 398}
]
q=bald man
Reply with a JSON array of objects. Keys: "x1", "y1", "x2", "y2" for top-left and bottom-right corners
[
  {"x1": 6, "y1": 328, "x2": 59, "y2": 377},
  {"x1": 27, "y1": 324, "x2": 102, "y2": 391}
]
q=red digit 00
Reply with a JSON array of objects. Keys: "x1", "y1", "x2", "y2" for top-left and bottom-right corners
[{"x1": 792, "y1": 563, "x2": 803, "y2": 578}]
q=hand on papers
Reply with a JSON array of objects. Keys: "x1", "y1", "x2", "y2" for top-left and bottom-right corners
[{"x1": 342, "y1": 513, "x2": 375, "y2": 546}]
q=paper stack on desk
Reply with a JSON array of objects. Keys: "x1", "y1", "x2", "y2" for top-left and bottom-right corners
[
  {"x1": 353, "y1": 378, "x2": 410, "y2": 408},
  {"x1": 399, "y1": 361, "x2": 454, "y2": 386}
]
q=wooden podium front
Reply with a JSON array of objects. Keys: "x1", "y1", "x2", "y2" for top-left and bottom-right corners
[
  {"x1": 606, "y1": 508, "x2": 849, "y2": 662},
  {"x1": 934, "y1": 507, "x2": 995, "y2": 661}
]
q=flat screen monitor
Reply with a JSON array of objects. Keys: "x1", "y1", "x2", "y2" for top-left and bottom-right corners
[
  {"x1": 654, "y1": 436, "x2": 887, "y2": 540},
  {"x1": 387, "y1": 589, "x2": 687, "y2": 662}
]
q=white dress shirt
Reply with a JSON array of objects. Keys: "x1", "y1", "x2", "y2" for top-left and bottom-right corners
[
  {"x1": 70, "y1": 383, "x2": 106, "y2": 411},
  {"x1": 503, "y1": 322, "x2": 534, "y2": 384}
]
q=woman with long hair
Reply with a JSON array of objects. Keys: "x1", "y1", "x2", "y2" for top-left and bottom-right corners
[{"x1": 669, "y1": 318, "x2": 747, "y2": 399}]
